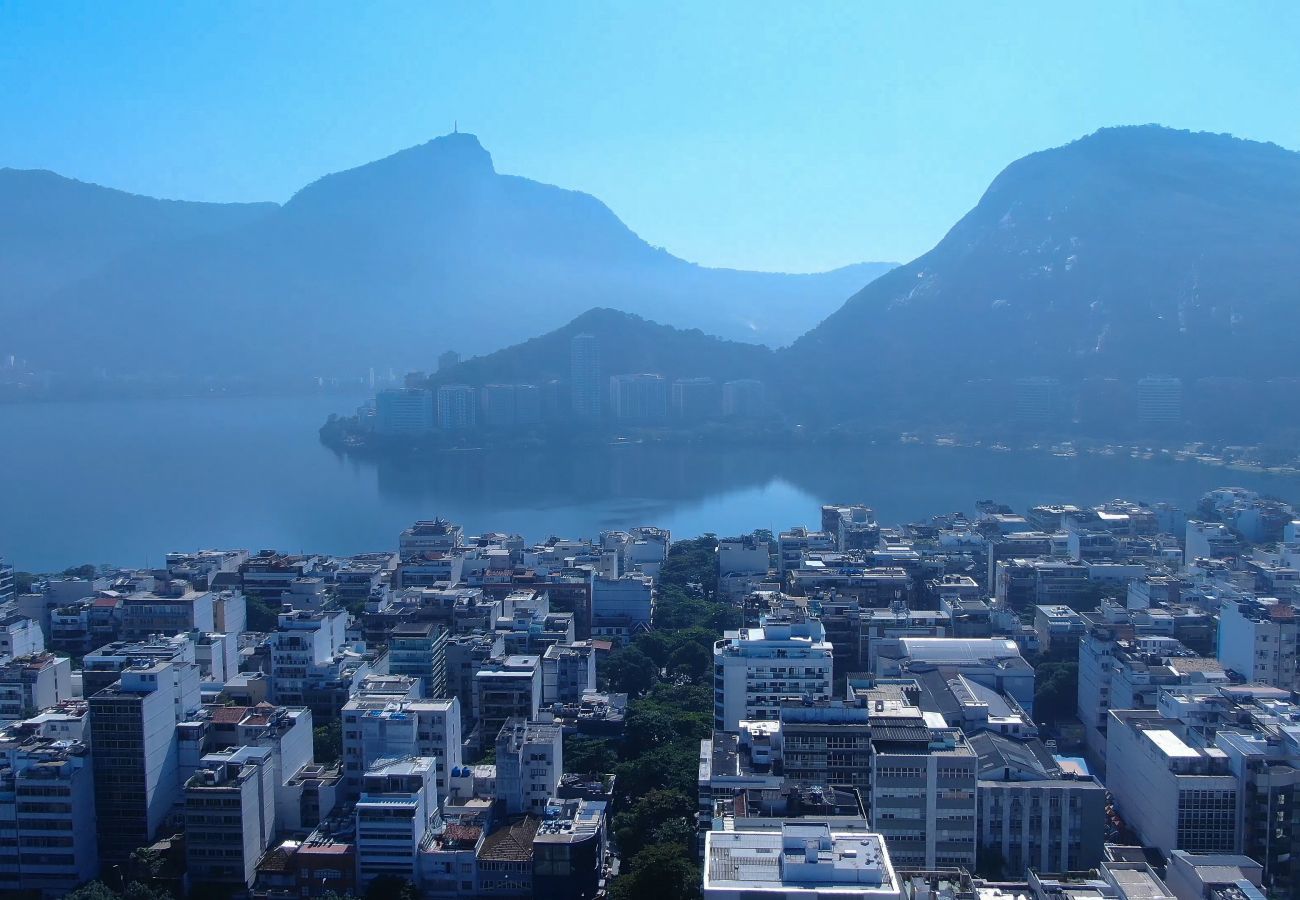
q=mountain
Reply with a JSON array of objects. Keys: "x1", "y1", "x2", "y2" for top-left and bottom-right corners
[
  {"x1": 0, "y1": 169, "x2": 274, "y2": 317},
  {"x1": 3, "y1": 133, "x2": 893, "y2": 378},
  {"x1": 785, "y1": 125, "x2": 1300, "y2": 420},
  {"x1": 428, "y1": 306, "x2": 773, "y2": 388}
]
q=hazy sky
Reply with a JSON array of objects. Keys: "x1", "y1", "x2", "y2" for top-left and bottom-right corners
[{"x1": 3, "y1": 2, "x2": 1299, "y2": 272}]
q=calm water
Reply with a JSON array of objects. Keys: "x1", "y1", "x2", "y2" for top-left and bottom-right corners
[{"x1": 2, "y1": 395, "x2": 1298, "y2": 571}]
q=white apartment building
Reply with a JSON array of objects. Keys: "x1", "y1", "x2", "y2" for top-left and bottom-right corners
[
  {"x1": 0, "y1": 714, "x2": 99, "y2": 896},
  {"x1": 184, "y1": 745, "x2": 277, "y2": 889},
  {"x1": 341, "y1": 696, "x2": 462, "y2": 799},
  {"x1": 1106, "y1": 710, "x2": 1239, "y2": 857},
  {"x1": 0, "y1": 616, "x2": 43, "y2": 663},
  {"x1": 713, "y1": 617, "x2": 834, "y2": 732},
  {"x1": 269, "y1": 608, "x2": 348, "y2": 706},
  {"x1": 494, "y1": 717, "x2": 563, "y2": 815},
  {"x1": 355, "y1": 756, "x2": 439, "y2": 890},
  {"x1": 1218, "y1": 597, "x2": 1300, "y2": 690},
  {"x1": 703, "y1": 824, "x2": 902, "y2": 900}
]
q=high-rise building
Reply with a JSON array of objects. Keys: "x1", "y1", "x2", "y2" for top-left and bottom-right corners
[
  {"x1": 340, "y1": 695, "x2": 462, "y2": 799},
  {"x1": 495, "y1": 717, "x2": 563, "y2": 815},
  {"x1": 0, "y1": 711, "x2": 100, "y2": 895},
  {"x1": 184, "y1": 746, "x2": 277, "y2": 889},
  {"x1": 437, "y1": 350, "x2": 461, "y2": 371},
  {"x1": 1106, "y1": 709, "x2": 1239, "y2": 857},
  {"x1": 0, "y1": 558, "x2": 13, "y2": 607},
  {"x1": 374, "y1": 388, "x2": 435, "y2": 435},
  {"x1": 1137, "y1": 375, "x2": 1184, "y2": 427},
  {"x1": 722, "y1": 379, "x2": 766, "y2": 418},
  {"x1": 355, "y1": 757, "x2": 440, "y2": 890},
  {"x1": 386, "y1": 621, "x2": 450, "y2": 698},
  {"x1": 90, "y1": 660, "x2": 201, "y2": 863},
  {"x1": 480, "y1": 384, "x2": 518, "y2": 427},
  {"x1": 713, "y1": 615, "x2": 834, "y2": 731},
  {"x1": 609, "y1": 374, "x2": 668, "y2": 422},
  {"x1": 436, "y1": 384, "x2": 477, "y2": 429},
  {"x1": 671, "y1": 377, "x2": 720, "y2": 420},
  {"x1": 570, "y1": 333, "x2": 602, "y2": 418},
  {"x1": 1014, "y1": 376, "x2": 1065, "y2": 427}
]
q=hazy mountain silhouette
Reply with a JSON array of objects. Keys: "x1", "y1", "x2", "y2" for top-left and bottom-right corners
[
  {"x1": 0, "y1": 169, "x2": 274, "y2": 318},
  {"x1": 428, "y1": 306, "x2": 773, "y2": 389},
  {"x1": 4, "y1": 133, "x2": 892, "y2": 377},
  {"x1": 784, "y1": 125, "x2": 1300, "y2": 419}
]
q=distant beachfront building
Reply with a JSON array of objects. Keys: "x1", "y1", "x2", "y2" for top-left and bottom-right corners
[
  {"x1": 609, "y1": 374, "x2": 668, "y2": 422},
  {"x1": 1137, "y1": 375, "x2": 1184, "y2": 427},
  {"x1": 570, "y1": 333, "x2": 602, "y2": 418},
  {"x1": 436, "y1": 384, "x2": 476, "y2": 429},
  {"x1": 722, "y1": 379, "x2": 765, "y2": 417},
  {"x1": 374, "y1": 388, "x2": 435, "y2": 435}
]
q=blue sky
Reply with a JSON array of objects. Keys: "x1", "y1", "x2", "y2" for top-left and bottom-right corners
[{"x1": 2, "y1": 1, "x2": 1298, "y2": 272}]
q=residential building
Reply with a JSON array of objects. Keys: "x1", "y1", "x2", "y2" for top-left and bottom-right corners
[
  {"x1": 1217, "y1": 597, "x2": 1300, "y2": 690},
  {"x1": 90, "y1": 661, "x2": 201, "y2": 862},
  {"x1": 541, "y1": 642, "x2": 596, "y2": 705},
  {"x1": 0, "y1": 653, "x2": 71, "y2": 722},
  {"x1": 355, "y1": 757, "x2": 439, "y2": 890},
  {"x1": 388, "y1": 621, "x2": 450, "y2": 698},
  {"x1": 184, "y1": 745, "x2": 277, "y2": 889},
  {"x1": 721, "y1": 379, "x2": 765, "y2": 418},
  {"x1": 1137, "y1": 376, "x2": 1184, "y2": 427},
  {"x1": 609, "y1": 373, "x2": 668, "y2": 422},
  {"x1": 970, "y1": 731, "x2": 1106, "y2": 875},
  {"x1": 473, "y1": 656, "x2": 542, "y2": 753},
  {"x1": 570, "y1": 333, "x2": 602, "y2": 418},
  {"x1": 671, "y1": 377, "x2": 720, "y2": 420},
  {"x1": 375, "y1": 388, "x2": 435, "y2": 435},
  {"x1": 0, "y1": 713, "x2": 99, "y2": 896},
  {"x1": 713, "y1": 616, "x2": 834, "y2": 731},
  {"x1": 436, "y1": 384, "x2": 477, "y2": 430},
  {"x1": 1105, "y1": 710, "x2": 1239, "y2": 857},
  {"x1": 532, "y1": 797, "x2": 607, "y2": 900},
  {"x1": 341, "y1": 696, "x2": 462, "y2": 799},
  {"x1": 703, "y1": 824, "x2": 902, "y2": 900},
  {"x1": 495, "y1": 717, "x2": 563, "y2": 815},
  {"x1": 590, "y1": 574, "x2": 653, "y2": 642}
]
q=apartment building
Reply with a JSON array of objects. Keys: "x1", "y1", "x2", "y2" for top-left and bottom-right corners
[{"x1": 713, "y1": 616, "x2": 834, "y2": 731}]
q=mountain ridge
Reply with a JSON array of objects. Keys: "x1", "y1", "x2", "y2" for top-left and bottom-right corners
[{"x1": 1, "y1": 133, "x2": 894, "y2": 378}]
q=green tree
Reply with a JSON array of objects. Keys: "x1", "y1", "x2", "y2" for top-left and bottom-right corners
[
  {"x1": 603, "y1": 645, "x2": 658, "y2": 696},
  {"x1": 565, "y1": 735, "x2": 618, "y2": 774},
  {"x1": 612, "y1": 788, "x2": 694, "y2": 857},
  {"x1": 609, "y1": 842, "x2": 702, "y2": 900},
  {"x1": 314, "y1": 720, "x2": 343, "y2": 766}
]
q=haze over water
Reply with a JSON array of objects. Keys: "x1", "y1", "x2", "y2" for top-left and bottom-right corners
[{"x1": 2, "y1": 394, "x2": 1298, "y2": 572}]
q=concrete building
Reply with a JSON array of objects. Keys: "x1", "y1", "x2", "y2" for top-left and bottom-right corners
[
  {"x1": 970, "y1": 731, "x2": 1106, "y2": 875},
  {"x1": 0, "y1": 653, "x2": 72, "y2": 723},
  {"x1": 1137, "y1": 376, "x2": 1184, "y2": 427},
  {"x1": 570, "y1": 333, "x2": 602, "y2": 418},
  {"x1": 1185, "y1": 521, "x2": 1243, "y2": 566},
  {"x1": 713, "y1": 617, "x2": 834, "y2": 731},
  {"x1": 375, "y1": 388, "x2": 435, "y2": 435},
  {"x1": 436, "y1": 384, "x2": 477, "y2": 430},
  {"x1": 532, "y1": 797, "x2": 608, "y2": 900},
  {"x1": 541, "y1": 642, "x2": 597, "y2": 705},
  {"x1": 90, "y1": 660, "x2": 201, "y2": 862},
  {"x1": 184, "y1": 745, "x2": 277, "y2": 889},
  {"x1": 0, "y1": 616, "x2": 43, "y2": 664},
  {"x1": 865, "y1": 698, "x2": 977, "y2": 870},
  {"x1": 388, "y1": 621, "x2": 450, "y2": 698},
  {"x1": 703, "y1": 824, "x2": 902, "y2": 900},
  {"x1": 1105, "y1": 710, "x2": 1239, "y2": 856},
  {"x1": 889, "y1": 638, "x2": 1036, "y2": 717},
  {"x1": 590, "y1": 574, "x2": 653, "y2": 642},
  {"x1": 671, "y1": 377, "x2": 720, "y2": 420},
  {"x1": 1033, "y1": 605, "x2": 1087, "y2": 652},
  {"x1": 1217, "y1": 597, "x2": 1300, "y2": 690},
  {"x1": 269, "y1": 608, "x2": 348, "y2": 707},
  {"x1": 355, "y1": 756, "x2": 439, "y2": 890},
  {"x1": 495, "y1": 717, "x2": 563, "y2": 815},
  {"x1": 473, "y1": 656, "x2": 542, "y2": 753},
  {"x1": 721, "y1": 379, "x2": 766, "y2": 418},
  {"x1": 399, "y1": 519, "x2": 465, "y2": 561},
  {"x1": 609, "y1": 373, "x2": 668, "y2": 422},
  {"x1": 719, "y1": 536, "x2": 772, "y2": 600},
  {"x1": 0, "y1": 714, "x2": 99, "y2": 896},
  {"x1": 778, "y1": 700, "x2": 873, "y2": 791},
  {"x1": 341, "y1": 695, "x2": 462, "y2": 799}
]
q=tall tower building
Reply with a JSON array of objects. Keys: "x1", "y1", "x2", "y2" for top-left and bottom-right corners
[{"x1": 570, "y1": 333, "x2": 602, "y2": 418}]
